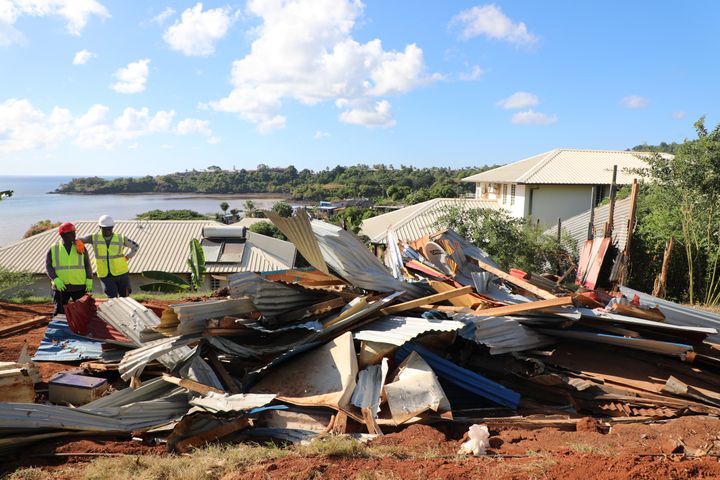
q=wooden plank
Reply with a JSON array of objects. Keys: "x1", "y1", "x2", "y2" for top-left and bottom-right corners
[
  {"x1": 0, "y1": 316, "x2": 48, "y2": 337},
  {"x1": 206, "y1": 351, "x2": 241, "y2": 394},
  {"x1": 476, "y1": 260, "x2": 556, "y2": 300},
  {"x1": 323, "y1": 297, "x2": 368, "y2": 328},
  {"x1": 161, "y1": 374, "x2": 224, "y2": 395},
  {"x1": 474, "y1": 296, "x2": 573, "y2": 316},
  {"x1": 174, "y1": 417, "x2": 251, "y2": 453},
  {"x1": 361, "y1": 407, "x2": 383, "y2": 435},
  {"x1": 330, "y1": 411, "x2": 348, "y2": 434},
  {"x1": 379, "y1": 286, "x2": 473, "y2": 315},
  {"x1": 429, "y1": 281, "x2": 484, "y2": 308}
]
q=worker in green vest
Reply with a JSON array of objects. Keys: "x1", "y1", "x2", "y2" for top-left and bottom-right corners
[
  {"x1": 45, "y1": 222, "x2": 93, "y2": 315},
  {"x1": 79, "y1": 215, "x2": 139, "y2": 298}
]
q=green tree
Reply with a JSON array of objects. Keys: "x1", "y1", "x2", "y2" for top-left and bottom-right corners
[
  {"x1": 244, "y1": 200, "x2": 258, "y2": 218},
  {"x1": 271, "y1": 202, "x2": 293, "y2": 218},
  {"x1": 0, "y1": 190, "x2": 12, "y2": 200},
  {"x1": 248, "y1": 221, "x2": 287, "y2": 240},
  {"x1": 24, "y1": 220, "x2": 61, "y2": 238},
  {"x1": 0, "y1": 267, "x2": 33, "y2": 300},
  {"x1": 136, "y1": 209, "x2": 209, "y2": 220},
  {"x1": 219, "y1": 201, "x2": 230, "y2": 214},
  {"x1": 632, "y1": 117, "x2": 720, "y2": 304}
]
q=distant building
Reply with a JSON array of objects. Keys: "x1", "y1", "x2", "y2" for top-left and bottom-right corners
[
  {"x1": 0, "y1": 220, "x2": 296, "y2": 295},
  {"x1": 461, "y1": 149, "x2": 671, "y2": 226}
]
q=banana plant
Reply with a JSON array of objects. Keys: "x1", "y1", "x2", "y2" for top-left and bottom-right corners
[{"x1": 140, "y1": 239, "x2": 206, "y2": 292}]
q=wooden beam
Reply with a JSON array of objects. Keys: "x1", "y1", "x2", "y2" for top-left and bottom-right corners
[
  {"x1": 174, "y1": 417, "x2": 251, "y2": 453},
  {"x1": 161, "y1": 374, "x2": 224, "y2": 395},
  {"x1": 476, "y1": 260, "x2": 556, "y2": 300},
  {"x1": 429, "y1": 281, "x2": 483, "y2": 308},
  {"x1": 361, "y1": 407, "x2": 383, "y2": 435},
  {"x1": 379, "y1": 286, "x2": 473, "y2": 315},
  {"x1": 206, "y1": 351, "x2": 241, "y2": 394},
  {"x1": 330, "y1": 411, "x2": 348, "y2": 434},
  {"x1": 0, "y1": 316, "x2": 48, "y2": 337},
  {"x1": 474, "y1": 296, "x2": 573, "y2": 316}
]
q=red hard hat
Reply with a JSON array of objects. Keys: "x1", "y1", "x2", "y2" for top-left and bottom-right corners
[{"x1": 58, "y1": 222, "x2": 76, "y2": 235}]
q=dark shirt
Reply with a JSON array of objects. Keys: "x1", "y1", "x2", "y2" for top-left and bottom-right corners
[{"x1": 45, "y1": 244, "x2": 93, "y2": 291}]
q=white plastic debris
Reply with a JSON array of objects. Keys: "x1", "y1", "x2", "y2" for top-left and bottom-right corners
[{"x1": 458, "y1": 424, "x2": 490, "y2": 456}]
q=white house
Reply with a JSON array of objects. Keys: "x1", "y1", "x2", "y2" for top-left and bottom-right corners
[
  {"x1": 461, "y1": 149, "x2": 671, "y2": 226},
  {"x1": 0, "y1": 220, "x2": 296, "y2": 296}
]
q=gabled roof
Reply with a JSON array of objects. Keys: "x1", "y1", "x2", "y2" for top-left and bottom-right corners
[
  {"x1": 0, "y1": 220, "x2": 295, "y2": 275},
  {"x1": 360, "y1": 198, "x2": 501, "y2": 244},
  {"x1": 462, "y1": 149, "x2": 673, "y2": 185}
]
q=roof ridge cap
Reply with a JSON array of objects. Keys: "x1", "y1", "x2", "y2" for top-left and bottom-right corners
[{"x1": 517, "y1": 149, "x2": 560, "y2": 183}]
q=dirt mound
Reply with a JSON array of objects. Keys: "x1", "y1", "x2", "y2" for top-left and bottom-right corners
[{"x1": 370, "y1": 424, "x2": 453, "y2": 453}]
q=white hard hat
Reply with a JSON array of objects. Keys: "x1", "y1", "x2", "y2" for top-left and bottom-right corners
[{"x1": 98, "y1": 215, "x2": 115, "y2": 227}]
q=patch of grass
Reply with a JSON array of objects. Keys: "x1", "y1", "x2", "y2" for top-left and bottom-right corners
[
  {"x1": 0, "y1": 296, "x2": 51, "y2": 304},
  {"x1": 130, "y1": 292, "x2": 211, "y2": 302},
  {"x1": 566, "y1": 442, "x2": 612, "y2": 455},
  {"x1": 301, "y1": 435, "x2": 370, "y2": 458},
  {"x1": 4, "y1": 467, "x2": 46, "y2": 480}
]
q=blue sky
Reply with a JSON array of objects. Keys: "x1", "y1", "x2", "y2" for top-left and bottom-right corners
[{"x1": 0, "y1": 1, "x2": 718, "y2": 176}]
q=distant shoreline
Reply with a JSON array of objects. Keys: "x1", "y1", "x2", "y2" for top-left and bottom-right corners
[{"x1": 51, "y1": 191, "x2": 292, "y2": 200}]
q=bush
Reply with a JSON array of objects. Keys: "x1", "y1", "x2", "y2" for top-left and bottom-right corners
[
  {"x1": 436, "y1": 206, "x2": 576, "y2": 274},
  {"x1": 135, "y1": 209, "x2": 210, "y2": 220},
  {"x1": 248, "y1": 221, "x2": 287, "y2": 240},
  {"x1": 0, "y1": 267, "x2": 34, "y2": 300},
  {"x1": 24, "y1": 220, "x2": 60, "y2": 238}
]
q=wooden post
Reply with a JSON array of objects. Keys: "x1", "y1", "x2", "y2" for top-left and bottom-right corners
[
  {"x1": 618, "y1": 179, "x2": 640, "y2": 286},
  {"x1": 605, "y1": 165, "x2": 618, "y2": 237},
  {"x1": 653, "y1": 236, "x2": 674, "y2": 298},
  {"x1": 588, "y1": 186, "x2": 597, "y2": 240}
]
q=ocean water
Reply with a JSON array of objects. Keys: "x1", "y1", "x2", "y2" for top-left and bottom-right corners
[{"x1": 0, "y1": 176, "x2": 284, "y2": 247}]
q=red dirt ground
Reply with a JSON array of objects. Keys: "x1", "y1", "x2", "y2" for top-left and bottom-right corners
[{"x1": 3, "y1": 302, "x2": 720, "y2": 479}]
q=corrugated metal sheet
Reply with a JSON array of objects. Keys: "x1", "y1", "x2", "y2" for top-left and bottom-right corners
[
  {"x1": 266, "y1": 210, "x2": 329, "y2": 274},
  {"x1": 397, "y1": 343, "x2": 521, "y2": 409},
  {"x1": 353, "y1": 316, "x2": 465, "y2": 346},
  {"x1": 171, "y1": 298, "x2": 256, "y2": 335},
  {"x1": 547, "y1": 196, "x2": 632, "y2": 253},
  {"x1": 361, "y1": 198, "x2": 502, "y2": 244},
  {"x1": 0, "y1": 220, "x2": 294, "y2": 274},
  {"x1": 32, "y1": 317, "x2": 104, "y2": 362},
  {"x1": 189, "y1": 392, "x2": 276, "y2": 413},
  {"x1": 350, "y1": 359, "x2": 388, "y2": 414},
  {"x1": 227, "y1": 272, "x2": 322, "y2": 317},
  {"x1": 462, "y1": 149, "x2": 672, "y2": 185},
  {"x1": 456, "y1": 314, "x2": 554, "y2": 355},
  {"x1": 119, "y1": 335, "x2": 198, "y2": 381},
  {"x1": 620, "y1": 286, "x2": 720, "y2": 343},
  {"x1": 575, "y1": 307, "x2": 718, "y2": 339},
  {"x1": 534, "y1": 328, "x2": 693, "y2": 356}
]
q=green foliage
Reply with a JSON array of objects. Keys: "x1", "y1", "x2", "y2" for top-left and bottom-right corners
[
  {"x1": 0, "y1": 267, "x2": 34, "y2": 299},
  {"x1": 629, "y1": 118, "x2": 720, "y2": 304},
  {"x1": 140, "y1": 239, "x2": 206, "y2": 293},
  {"x1": 248, "y1": 221, "x2": 287, "y2": 241},
  {"x1": 437, "y1": 207, "x2": 576, "y2": 274},
  {"x1": 55, "y1": 164, "x2": 500, "y2": 205},
  {"x1": 244, "y1": 199, "x2": 258, "y2": 218},
  {"x1": 135, "y1": 209, "x2": 209, "y2": 220},
  {"x1": 24, "y1": 219, "x2": 61, "y2": 238},
  {"x1": 271, "y1": 201, "x2": 293, "y2": 217},
  {"x1": 0, "y1": 190, "x2": 12, "y2": 200},
  {"x1": 329, "y1": 206, "x2": 376, "y2": 234},
  {"x1": 219, "y1": 201, "x2": 229, "y2": 213}
]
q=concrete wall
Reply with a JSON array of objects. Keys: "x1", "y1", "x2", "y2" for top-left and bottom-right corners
[{"x1": 527, "y1": 185, "x2": 595, "y2": 227}]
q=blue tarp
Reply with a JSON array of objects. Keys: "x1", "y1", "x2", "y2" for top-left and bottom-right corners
[
  {"x1": 32, "y1": 318, "x2": 104, "y2": 362},
  {"x1": 397, "y1": 343, "x2": 521, "y2": 410}
]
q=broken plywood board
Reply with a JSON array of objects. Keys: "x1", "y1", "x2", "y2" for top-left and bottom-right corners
[
  {"x1": 251, "y1": 332, "x2": 358, "y2": 411},
  {"x1": 379, "y1": 286, "x2": 472, "y2": 315},
  {"x1": 474, "y1": 296, "x2": 574, "y2": 316},
  {"x1": 476, "y1": 259, "x2": 556, "y2": 300},
  {"x1": 384, "y1": 351, "x2": 450, "y2": 425}
]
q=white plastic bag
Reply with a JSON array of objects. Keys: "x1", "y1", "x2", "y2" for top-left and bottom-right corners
[{"x1": 458, "y1": 424, "x2": 490, "y2": 456}]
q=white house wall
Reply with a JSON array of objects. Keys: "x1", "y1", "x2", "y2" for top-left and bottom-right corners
[{"x1": 528, "y1": 185, "x2": 595, "y2": 227}]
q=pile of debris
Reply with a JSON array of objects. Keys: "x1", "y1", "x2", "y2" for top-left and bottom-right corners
[{"x1": 2, "y1": 211, "x2": 720, "y2": 456}]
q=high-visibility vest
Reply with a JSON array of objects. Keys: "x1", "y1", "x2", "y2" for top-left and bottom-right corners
[
  {"x1": 92, "y1": 233, "x2": 129, "y2": 278},
  {"x1": 50, "y1": 242, "x2": 87, "y2": 286}
]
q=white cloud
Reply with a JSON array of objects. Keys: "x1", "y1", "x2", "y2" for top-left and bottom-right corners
[
  {"x1": 451, "y1": 4, "x2": 537, "y2": 46},
  {"x1": 314, "y1": 130, "x2": 330, "y2": 139},
  {"x1": 459, "y1": 65, "x2": 484, "y2": 81},
  {"x1": 73, "y1": 49, "x2": 95, "y2": 65},
  {"x1": 0, "y1": 0, "x2": 109, "y2": 45},
  {"x1": 496, "y1": 91, "x2": 539, "y2": 109},
  {"x1": 511, "y1": 109, "x2": 557, "y2": 125},
  {"x1": 620, "y1": 95, "x2": 649, "y2": 109},
  {"x1": 339, "y1": 100, "x2": 396, "y2": 128},
  {"x1": 176, "y1": 117, "x2": 219, "y2": 142},
  {"x1": 111, "y1": 59, "x2": 150, "y2": 94},
  {"x1": 0, "y1": 97, "x2": 214, "y2": 153},
  {"x1": 207, "y1": 0, "x2": 438, "y2": 131},
  {"x1": 151, "y1": 7, "x2": 175, "y2": 25},
  {"x1": 672, "y1": 111, "x2": 686, "y2": 120},
  {"x1": 163, "y1": 3, "x2": 234, "y2": 56}
]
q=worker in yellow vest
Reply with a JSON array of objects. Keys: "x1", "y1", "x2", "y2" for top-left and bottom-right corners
[
  {"x1": 79, "y1": 215, "x2": 139, "y2": 298},
  {"x1": 45, "y1": 222, "x2": 93, "y2": 315}
]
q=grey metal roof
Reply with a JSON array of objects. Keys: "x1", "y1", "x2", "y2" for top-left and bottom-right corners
[
  {"x1": 462, "y1": 149, "x2": 672, "y2": 185},
  {"x1": 456, "y1": 314, "x2": 554, "y2": 355},
  {"x1": 353, "y1": 316, "x2": 465, "y2": 346},
  {"x1": 0, "y1": 220, "x2": 295, "y2": 274},
  {"x1": 546, "y1": 196, "x2": 632, "y2": 253},
  {"x1": 360, "y1": 198, "x2": 501, "y2": 244}
]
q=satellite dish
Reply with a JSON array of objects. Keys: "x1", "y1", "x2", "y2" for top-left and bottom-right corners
[{"x1": 423, "y1": 241, "x2": 452, "y2": 275}]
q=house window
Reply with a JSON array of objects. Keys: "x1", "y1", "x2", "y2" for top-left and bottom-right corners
[
  {"x1": 502, "y1": 184, "x2": 508, "y2": 204},
  {"x1": 210, "y1": 277, "x2": 221, "y2": 290},
  {"x1": 510, "y1": 184, "x2": 516, "y2": 206}
]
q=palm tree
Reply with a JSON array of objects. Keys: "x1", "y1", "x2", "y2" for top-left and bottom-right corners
[
  {"x1": 219, "y1": 201, "x2": 230, "y2": 213},
  {"x1": 244, "y1": 200, "x2": 257, "y2": 218}
]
